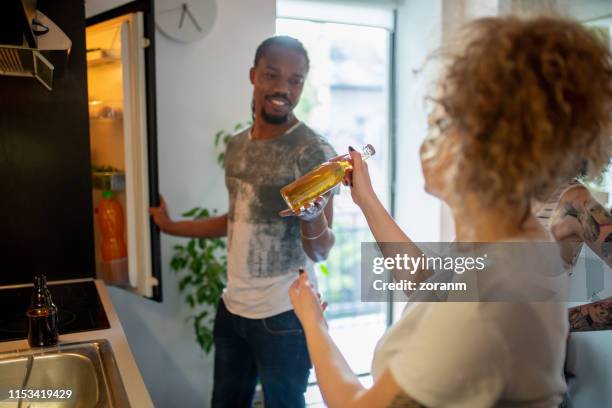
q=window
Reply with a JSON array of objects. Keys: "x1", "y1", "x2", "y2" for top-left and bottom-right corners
[
  {"x1": 583, "y1": 17, "x2": 612, "y2": 207},
  {"x1": 276, "y1": 2, "x2": 394, "y2": 396}
]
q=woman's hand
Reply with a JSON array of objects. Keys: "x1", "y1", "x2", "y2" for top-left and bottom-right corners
[
  {"x1": 289, "y1": 269, "x2": 328, "y2": 331},
  {"x1": 149, "y1": 195, "x2": 173, "y2": 232},
  {"x1": 341, "y1": 147, "x2": 377, "y2": 209}
]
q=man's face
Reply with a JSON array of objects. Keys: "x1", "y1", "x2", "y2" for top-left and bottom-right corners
[{"x1": 249, "y1": 45, "x2": 307, "y2": 124}]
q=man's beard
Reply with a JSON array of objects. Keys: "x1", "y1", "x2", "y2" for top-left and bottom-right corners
[
  {"x1": 261, "y1": 108, "x2": 289, "y2": 124},
  {"x1": 251, "y1": 97, "x2": 292, "y2": 124}
]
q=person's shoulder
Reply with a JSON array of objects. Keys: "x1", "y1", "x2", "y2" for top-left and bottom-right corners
[
  {"x1": 226, "y1": 127, "x2": 250, "y2": 148},
  {"x1": 293, "y1": 124, "x2": 336, "y2": 160},
  {"x1": 297, "y1": 124, "x2": 332, "y2": 147}
]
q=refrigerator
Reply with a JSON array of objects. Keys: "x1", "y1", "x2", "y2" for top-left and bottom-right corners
[{"x1": 85, "y1": 10, "x2": 161, "y2": 301}]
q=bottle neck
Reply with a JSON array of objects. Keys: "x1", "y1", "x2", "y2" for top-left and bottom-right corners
[
  {"x1": 30, "y1": 275, "x2": 55, "y2": 309},
  {"x1": 341, "y1": 144, "x2": 375, "y2": 161}
]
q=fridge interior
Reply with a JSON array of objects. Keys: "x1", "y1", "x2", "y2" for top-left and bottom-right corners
[{"x1": 85, "y1": 13, "x2": 157, "y2": 298}]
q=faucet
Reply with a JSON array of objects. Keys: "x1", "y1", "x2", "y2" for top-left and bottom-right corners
[{"x1": 26, "y1": 274, "x2": 59, "y2": 347}]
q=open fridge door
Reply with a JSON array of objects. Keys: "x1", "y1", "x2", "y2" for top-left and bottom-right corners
[{"x1": 121, "y1": 12, "x2": 157, "y2": 298}]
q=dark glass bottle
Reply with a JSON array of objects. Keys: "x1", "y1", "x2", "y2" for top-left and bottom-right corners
[{"x1": 27, "y1": 275, "x2": 58, "y2": 347}]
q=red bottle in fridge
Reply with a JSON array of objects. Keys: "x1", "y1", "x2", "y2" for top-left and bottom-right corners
[{"x1": 97, "y1": 190, "x2": 128, "y2": 261}]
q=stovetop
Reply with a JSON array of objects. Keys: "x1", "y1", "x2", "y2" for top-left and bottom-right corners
[{"x1": 0, "y1": 280, "x2": 110, "y2": 342}]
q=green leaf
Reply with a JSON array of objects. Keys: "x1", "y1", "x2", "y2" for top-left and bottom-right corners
[
  {"x1": 190, "y1": 258, "x2": 203, "y2": 275},
  {"x1": 223, "y1": 134, "x2": 230, "y2": 145},
  {"x1": 196, "y1": 286, "x2": 207, "y2": 304},
  {"x1": 170, "y1": 257, "x2": 181, "y2": 272},
  {"x1": 182, "y1": 207, "x2": 200, "y2": 217},
  {"x1": 214, "y1": 130, "x2": 224, "y2": 146},
  {"x1": 217, "y1": 152, "x2": 225, "y2": 166},
  {"x1": 187, "y1": 240, "x2": 196, "y2": 257},
  {"x1": 179, "y1": 275, "x2": 192, "y2": 292},
  {"x1": 234, "y1": 123, "x2": 243, "y2": 131},
  {"x1": 192, "y1": 273, "x2": 204, "y2": 285},
  {"x1": 173, "y1": 244, "x2": 185, "y2": 251},
  {"x1": 197, "y1": 238, "x2": 206, "y2": 249},
  {"x1": 195, "y1": 310, "x2": 209, "y2": 323},
  {"x1": 186, "y1": 294, "x2": 195, "y2": 308},
  {"x1": 319, "y1": 262, "x2": 330, "y2": 276}
]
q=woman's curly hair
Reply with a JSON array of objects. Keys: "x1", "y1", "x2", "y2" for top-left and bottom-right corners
[{"x1": 432, "y1": 16, "x2": 612, "y2": 214}]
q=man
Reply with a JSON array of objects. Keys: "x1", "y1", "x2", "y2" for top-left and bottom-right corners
[{"x1": 150, "y1": 36, "x2": 337, "y2": 407}]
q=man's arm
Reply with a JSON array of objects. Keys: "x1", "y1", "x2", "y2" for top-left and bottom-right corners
[
  {"x1": 150, "y1": 196, "x2": 228, "y2": 238},
  {"x1": 160, "y1": 214, "x2": 228, "y2": 238}
]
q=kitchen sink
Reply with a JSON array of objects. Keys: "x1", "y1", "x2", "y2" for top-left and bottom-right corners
[{"x1": 0, "y1": 340, "x2": 129, "y2": 407}]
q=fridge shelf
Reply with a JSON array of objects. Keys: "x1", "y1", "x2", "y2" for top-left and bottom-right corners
[
  {"x1": 92, "y1": 171, "x2": 125, "y2": 191},
  {"x1": 89, "y1": 116, "x2": 123, "y2": 122}
]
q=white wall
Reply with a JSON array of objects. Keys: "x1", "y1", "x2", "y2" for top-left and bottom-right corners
[{"x1": 87, "y1": 0, "x2": 276, "y2": 406}]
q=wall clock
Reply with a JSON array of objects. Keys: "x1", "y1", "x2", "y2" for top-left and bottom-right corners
[{"x1": 155, "y1": 0, "x2": 216, "y2": 43}]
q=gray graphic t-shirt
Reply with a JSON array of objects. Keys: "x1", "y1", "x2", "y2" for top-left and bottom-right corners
[{"x1": 223, "y1": 122, "x2": 337, "y2": 318}]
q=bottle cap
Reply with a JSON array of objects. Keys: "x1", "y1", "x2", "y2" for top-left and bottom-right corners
[
  {"x1": 102, "y1": 190, "x2": 114, "y2": 199},
  {"x1": 364, "y1": 144, "x2": 376, "y2": 157},
  {"x1": 33, "y1": 274, "x2": 46, "y2": 287}
]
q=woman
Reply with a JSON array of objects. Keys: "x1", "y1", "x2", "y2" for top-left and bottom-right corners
[{"x1": 288, "y1": 16, "x2": 611, "y2": 407}]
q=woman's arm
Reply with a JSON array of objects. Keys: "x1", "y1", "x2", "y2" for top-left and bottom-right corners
[
  {"x1": 346, "y1": 149, "x2": 433, "y2": 286},
  {"x1": 289, "y1": 273, "x2": 426, "y2": 408}
]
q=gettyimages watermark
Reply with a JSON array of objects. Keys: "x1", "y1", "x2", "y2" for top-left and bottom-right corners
[{"x1": 360, "y1": 242, "x2": 612, "y2": 302}]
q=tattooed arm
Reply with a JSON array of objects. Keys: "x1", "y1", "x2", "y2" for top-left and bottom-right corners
[
  {"x1": 568, "y1": 298, "x2": 612, "y2": 332},
  {"x1": 549, "y1": 185, "x2": 612, "y2": 331},
  {"x1": 550, "y1": 184, "x2": 612, "y2": 268}
]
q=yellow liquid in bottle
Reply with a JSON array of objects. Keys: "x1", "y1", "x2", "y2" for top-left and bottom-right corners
[{"x1": 281, "y1": 160, "x2": 353, "y2": 211}]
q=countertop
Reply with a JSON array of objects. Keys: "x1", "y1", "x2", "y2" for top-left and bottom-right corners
[{"x1": 0, "y1": 279, "x2": 154, "y2": 408}]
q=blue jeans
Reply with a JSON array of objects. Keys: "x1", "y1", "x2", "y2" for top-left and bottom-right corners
[{"x1": 211, "y1": 299, "x2": 312, "y2": 408}]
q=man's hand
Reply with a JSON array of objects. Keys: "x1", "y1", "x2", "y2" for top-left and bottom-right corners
[
  {"x1": 279, "y1": 192, "x2": 330, "y2": 222},
  {"x1": 149, "y1": 195, "x2": 173, "y2": 232}
]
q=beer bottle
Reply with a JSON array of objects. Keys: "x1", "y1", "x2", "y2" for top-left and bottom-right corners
[
  {"x1": 281, "y1": 144, "x2": 375, "y2": 212},
  {"x1": 27, "y1": 275, "x2": 59, "y2": 347}
]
